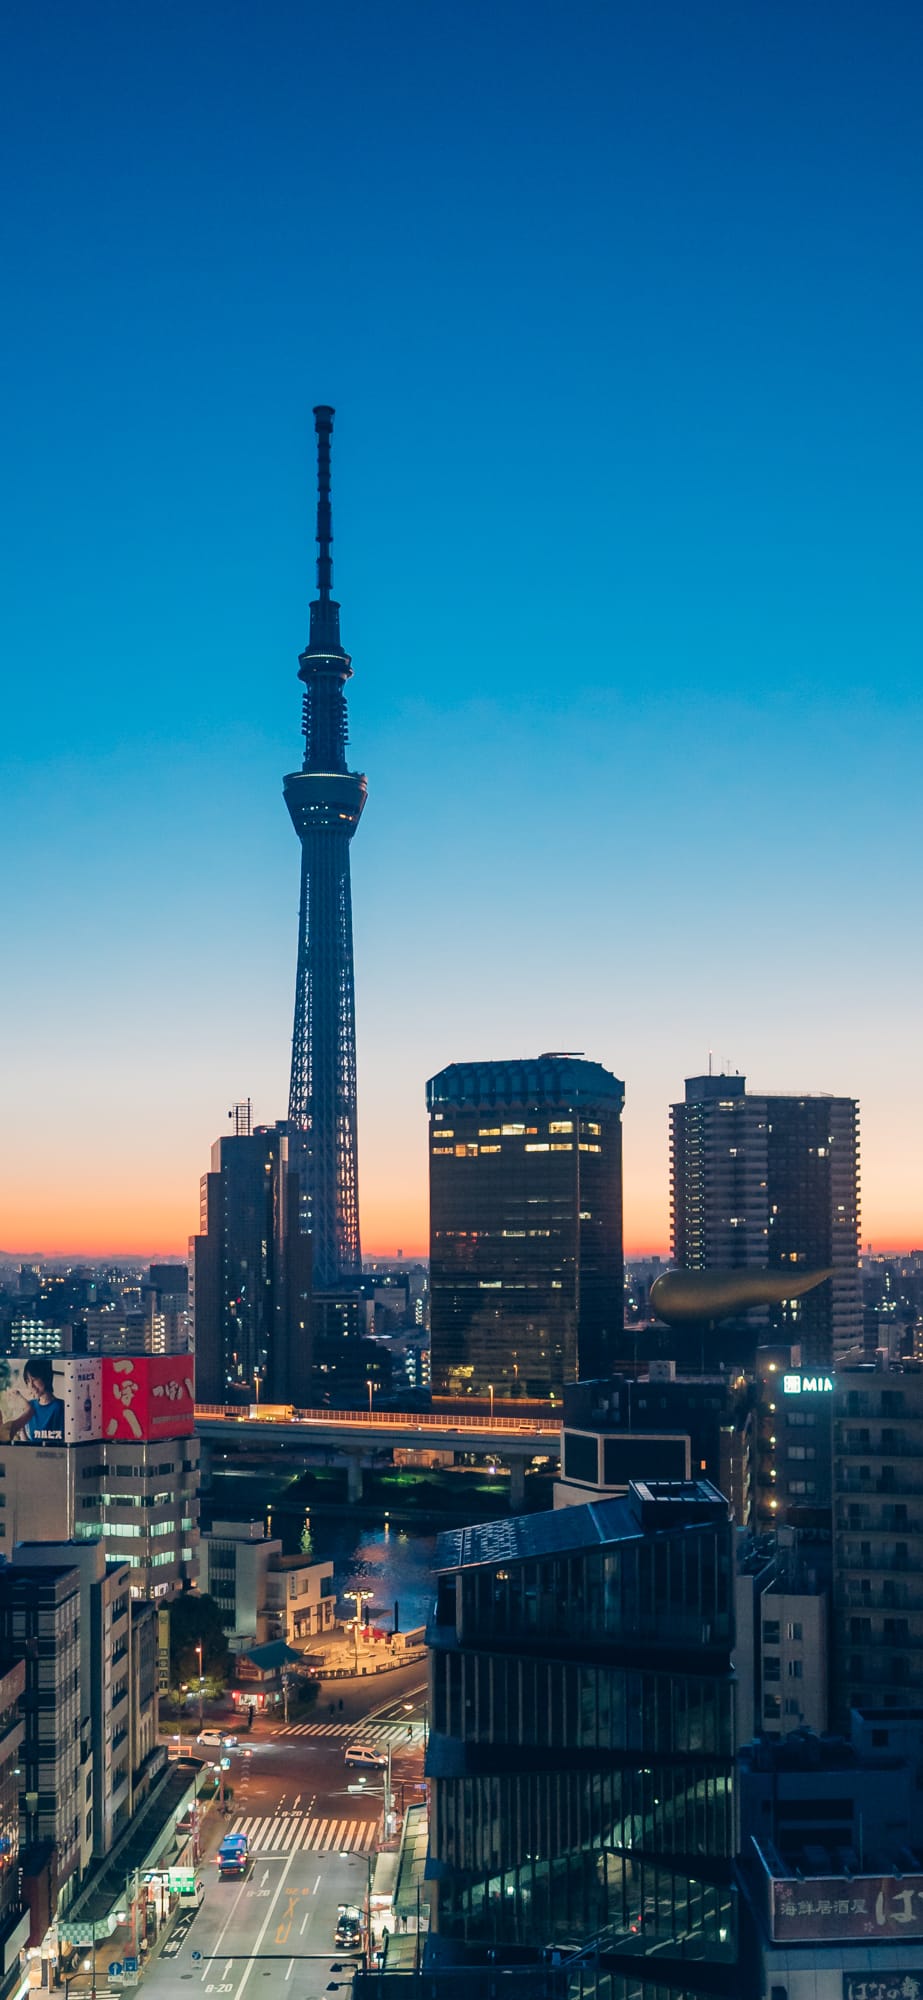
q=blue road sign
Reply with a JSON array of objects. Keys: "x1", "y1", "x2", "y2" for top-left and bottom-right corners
[
  {"x1": 123, "y1": 1957, "x2": 138, "y2": 1974},
  {"x1": 108, "y1": 1963, "x2": 123, "y2": 1979},
  {"x1": 191, "y1": 1950, "x2": 202, "y2": 1961}
]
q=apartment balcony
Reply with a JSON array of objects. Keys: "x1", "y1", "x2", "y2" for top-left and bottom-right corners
[
  {"x1": 841, "y1": 1582, "x2": 917, "y2": 1610},
  {"x1": 835, "y1": 1514, "x2": 923, "y2": 1536},
  {"x1": 835, "y1": 1436, "x2": 923, "y2": 1459},
  {"x1": 836, "y1": 1473, "x2": 923, "y2": 1497}
]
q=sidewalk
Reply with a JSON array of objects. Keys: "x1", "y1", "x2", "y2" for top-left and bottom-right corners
[{"x1": 301, "y1": 1626, "x2": 426, "y2": 1680}]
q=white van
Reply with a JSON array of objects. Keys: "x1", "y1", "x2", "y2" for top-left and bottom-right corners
[{"x1": 344, "y1": 1744, "x2": 387, "y2": 1770}]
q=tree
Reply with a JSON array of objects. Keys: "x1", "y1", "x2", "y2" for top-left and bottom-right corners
[{"x1": 169, "y1": 1593, "x2": 232, "y2": 1685}]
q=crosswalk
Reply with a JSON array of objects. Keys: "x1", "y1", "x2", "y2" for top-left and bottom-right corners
[
  {"x1": 277, "y1": 1719, "x2": 423, "y2": 1744},
  {"x1": 228, "y1": 1813, "x2": 377, "y2": 1855}
]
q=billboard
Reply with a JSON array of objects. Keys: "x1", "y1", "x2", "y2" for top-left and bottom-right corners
[
  {"x1": 844, "y1": 1979, "x2": 923, "y2": 2000},
  {"x1": 0, "y1": 1356, "x2": 102, "y2": 1446},
  {"x1": 771, "y1": 1870, "x2": 923, "y2": 1942},
  {"x1": 101, "y1": 1356, "x2": 195, "y2": 1441}
]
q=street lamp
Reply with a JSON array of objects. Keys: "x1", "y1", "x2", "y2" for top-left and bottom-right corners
[
  {"x1": 344, "y1": 1589, "x2": 373, "y2": 1672},
  {"x1": 195, "y1": 1642, "x2": 204, "y2": 1728},
  {"x1": 488, "y1": 1383, "x2": 494, "y2": 1421},
  {"x1": 367, "y1": 1378, "x2": 374, "y2": 1417}
]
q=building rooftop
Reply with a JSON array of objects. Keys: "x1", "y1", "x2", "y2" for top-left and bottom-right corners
[
  {"x1": 268, "y1": 1551, "x2": 332, "y2": 1573},
  {"x1": 426, "y1": 1055, "x2": 624, "y2": 1112},
  {"x1": 739, "y1": 1729, "x2": 901, "y2": 1775},
  {"x1": 234, "y1": 1639, "x2": 304, "y2": 1671},
  {"x1": 435, "y1": 1480, "x2": 727, "y2": 1573}
]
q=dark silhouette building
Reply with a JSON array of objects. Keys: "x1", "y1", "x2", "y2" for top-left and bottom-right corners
[
  {"x1": 284, "y1": 405, "x2": 365, "y2": 1288},
  {"x1": 427, "y1": 1056, "x2": 624, "y2": 1400},
  {"x1": 191, "y1": 1121, "x2": 312, "y2": 1404},
  {"x1": 426, "y1": 1480, "x2": 737, "y2": 1987},
  {"x1": 670, "y1": 1074, "x2": 861, "y2": 1367},
  {"x1": 832, "y1": 1362, "x2": 923, "y2": 1721}
]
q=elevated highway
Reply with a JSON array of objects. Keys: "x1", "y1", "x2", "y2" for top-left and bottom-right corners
[{"x1": 195, "y1": 1403, "x2": 563, "y2": 1505}]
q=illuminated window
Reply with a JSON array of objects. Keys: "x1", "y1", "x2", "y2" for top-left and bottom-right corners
[
  {"x1": 479, "y1": 1144, "x2": 501, "y2": 1154},
  {"x1": 455, "y1": 1144, "x2": 478, "y2": 1158},
  {"x1": 478, "y1": 1128, "x2": 501, "y2": 1138},
  {"x1": 549, "y1": 1121, "x2": 573, "y2": 1134},
  {"x1": 431, "y1": 1146, "x2": 453, "y2": 1156},
  {"x1": 550, "y1": 1143, "x2": 572, "y2": 1151},
  {"x1": 501, "y1": 1124, "x2": 525, "y2": 1136},
  {"x1": 578, "y1": 1142, "x2": 601, "y2": 1154},
  {"x1": 525, "y1": 1143, "x2": 550, "y2": 1153},
  {"x1": 435, "y1": 1128, "x2": 454, "y2": 1139},
  {"x1": 585, "y1": 1122, "x2": 601, "y2": 1136}
]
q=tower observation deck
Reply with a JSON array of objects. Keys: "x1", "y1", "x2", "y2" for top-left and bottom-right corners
[{"x1": 284, "y1": 406, "x2": 366, "y2": 1286}]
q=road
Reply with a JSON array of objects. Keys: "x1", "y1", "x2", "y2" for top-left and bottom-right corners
[{"x1": 139, "y1": 1666, "x2": 427, "y2": 2000}]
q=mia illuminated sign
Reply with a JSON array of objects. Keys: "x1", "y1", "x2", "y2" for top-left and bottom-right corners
[{"x1": 783, "y1": 1372, "x2": 834, "y2": 1395}]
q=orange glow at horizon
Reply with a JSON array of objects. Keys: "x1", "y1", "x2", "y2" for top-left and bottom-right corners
[{"x1": 0, "y1": 1175, "x2": 917, "y2": 1263}]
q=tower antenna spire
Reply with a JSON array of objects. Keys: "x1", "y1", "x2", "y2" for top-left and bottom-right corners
[
  {"x1": 309, "y1": 405, "x2": 341, "y2": 651},
  {"x1": 285, "y1": 403, "x2": 366, "y2": 1286}
]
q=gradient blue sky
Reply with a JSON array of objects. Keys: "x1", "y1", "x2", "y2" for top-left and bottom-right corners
[{"x1": 2, "y1": 0, "x2": 921, "y2": 1255}]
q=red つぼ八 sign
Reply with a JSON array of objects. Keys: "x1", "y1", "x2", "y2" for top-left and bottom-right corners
[{"x1": 101, "y1": 1356, "x2": 195, "y2": 1441}]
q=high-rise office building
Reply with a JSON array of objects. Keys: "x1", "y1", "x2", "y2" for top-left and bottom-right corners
[
  {"x1": 427, "y1": 1479, "x2": 736, "y2": 1984},
  {"x1": 284, "y1": 406, "x2": 365, "y2": 1288},
  {"x1": 191, "y1": 1120, "x2": 312, "y2": 1404},
  {"x1": 427, "y1": 1056, "x2": 624, "y2": 1399},
  {"x1": 670, "y1": 1074, "x2": 861, "y2": 1365}
]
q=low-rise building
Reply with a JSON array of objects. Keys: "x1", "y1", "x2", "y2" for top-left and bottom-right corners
[
  {"x1": 557, "y1": 1374, "x2": 755, "y2": 1524},
  {"x1": 199, "y1": 1520, "x2": 334, "y2": 1648},
  {"x1": 739, "y1": 1835, "x2": 923, "y2": 1999}
]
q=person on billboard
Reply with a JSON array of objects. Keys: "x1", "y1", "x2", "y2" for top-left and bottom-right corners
[{"x1": 8, "y1": 1359, "x2": 65, "y2": 1443}]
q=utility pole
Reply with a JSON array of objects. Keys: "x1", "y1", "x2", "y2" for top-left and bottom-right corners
[{"x1": 196, "y1": 1643, "x2": 204, "y2": 1727}]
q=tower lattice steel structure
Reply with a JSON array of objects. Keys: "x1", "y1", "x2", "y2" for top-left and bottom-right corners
[{"x1": 284, "y1": 406, "x2": 366, "y2": 1286}]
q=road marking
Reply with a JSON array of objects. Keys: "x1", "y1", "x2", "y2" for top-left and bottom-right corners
[
  {"x1": 224, "y1": 1814, "x2": 376, "y2": 1854},
  {"x1": 300, "y1": 1908, "x2": 312, "y2": 1934},
  {"x1": 285, "y1": 1959, "x2": 294, "y2": 1980},
  {"x1": 313, "y1": 1874, "x2": 321, "y2": 1894},
  {"x1": 276, "y1": 1719, "x2": 423, "y2": 1742},
  {"x1": 202, "y1": 1870, "x2": 252, "y2": 1983},
  {"x1": 232, "y1": 1845, "x2": 300, "y2": 2000}
]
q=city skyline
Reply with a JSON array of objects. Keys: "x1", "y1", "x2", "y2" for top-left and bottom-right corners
[{"x1": 3, "y1": 2, "x2": 921, "y2": 1261}]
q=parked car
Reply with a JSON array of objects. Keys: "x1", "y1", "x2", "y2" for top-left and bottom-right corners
[
  {"x1": 344, "y1": 1743, "x2": 387, "y2": 1770},
  {"x1": 197, "y1": 1729, "x2": 224, "y2": 1746},
  {"x1": 335, "y1": 1905, "x2": 363, "y2": 1950}
]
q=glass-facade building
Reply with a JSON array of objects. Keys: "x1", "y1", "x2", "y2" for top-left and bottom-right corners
[
  {"x1": 427, "y1": 1057, "x2": 624, "y2": 1399},
  {"x1": 426, "y1": 1483, "x2": 736, "y2": 1998}
]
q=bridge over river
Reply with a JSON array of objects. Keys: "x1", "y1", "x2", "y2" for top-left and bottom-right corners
[{"x1": 195, "y1": 1403, "x2": 563, "y2": 1506}]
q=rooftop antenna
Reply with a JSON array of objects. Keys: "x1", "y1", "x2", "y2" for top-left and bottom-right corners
[
  {"x1": 308, "y1": 404, "x2": 341, "y2": 652},
  {"x1": 708, "y1": 1050, "x2": 713, "y2": 1077}
]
